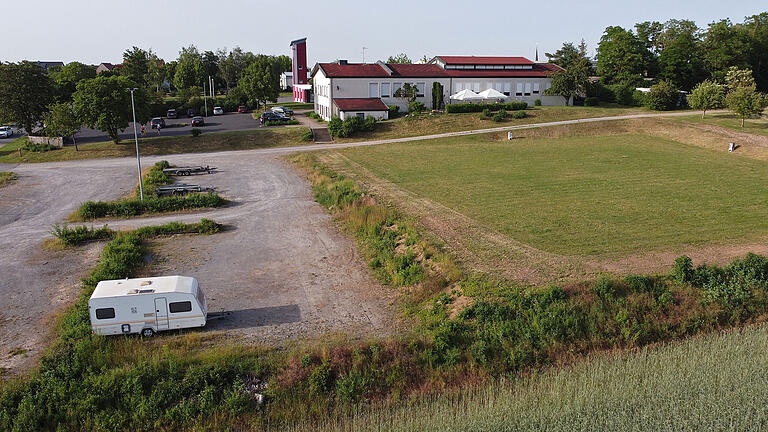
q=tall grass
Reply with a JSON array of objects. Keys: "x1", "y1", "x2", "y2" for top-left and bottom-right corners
[{"x1": 294, "y1": 324, "x2": 768, "y2": 431}]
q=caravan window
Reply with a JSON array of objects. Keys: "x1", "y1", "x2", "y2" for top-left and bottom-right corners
[
  {"x1": 95, "y1": 308, "x2": 115, "y2": 319},
  {"x1": 169, "y1": 301, "x2": 192, "y2": 313}
]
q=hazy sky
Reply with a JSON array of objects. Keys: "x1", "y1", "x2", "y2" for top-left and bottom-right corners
[{"x1": 1, "y1": 0, "x2": 765, "y2": 66}]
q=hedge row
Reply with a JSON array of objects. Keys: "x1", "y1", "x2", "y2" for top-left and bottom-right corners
[
  {"x1": 78, "y1": 193, "x2": 227, "y2": 220},
  {"x1": 51, "y1": 219, "x2": 223, "y2": 246},
  {"x1": 446, "y1": 101, "x2": 528, "y2": 113}
]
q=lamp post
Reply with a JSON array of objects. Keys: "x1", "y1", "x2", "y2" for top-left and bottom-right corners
[{"x1": 127, "y1": 88, "x2": 144, "y2": 201}]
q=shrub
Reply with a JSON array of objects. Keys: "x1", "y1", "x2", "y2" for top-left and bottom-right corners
[
  {"x1": 646, "y1": 80, "x2": 679, "y2": 111},
  {"x1": 327, "y1": 117, "x2": 343, "y2": 137},
  {"x1": 512, "y1": 110, "x2": 527, "y2": 119},
  {"x1": 24, "y1": 142, "x2": 58, "y2": 152},
  {"x1": 672, "y1": 256, "x2": 694, "y2": 283},
  {"x1": 492, "y1": 109, "x2": 506, "y2": 122},
  {"x1": 584, "y1": 97, "x2": 600, "y2": 106},
  {"x1": 445, "y1": 101, "x2": 527, "y2": 113},
  {"x1": 609, "y1": 82, "x2": 636, "y2": 106},
  {"x1": 482, "y1": 108, "x2": 493, "y2": 118},
  {"x1": 78, "y1": 193, "x2": 227, "y2": 220},
  {"x1": 190, "y1": 128, "x2": 201, "y2": 137},
  {"x1": 264, "y1": 119, "x2": 300, "y2": 126},
  {"x1": 51, "y1": 224, "x2": 113, "y2": 246},
  {"x1": 328, "y1": 115, "x2": 376, "y2": 138},
  {"x1": 388, "y1": 105, "x2": 400, "y2": 117},
  {"x1": 301, "y1": 129, "x2": 313, "y2": 141},
  {"x1": 591, "y1": 276, "x2": 616, "y2": 301},
  {"x1": 141, "y1": 161, "x2": 173, "y2": 197},
  {"x1": 309, "y1": 361, "x2": 334, "y2": 394},
  {"x1": 534, "y1": 99, "x2": 542, "y2": 106},
  {"x1": 362, "y1": 115, "x2": 376, "y2": 132},
  {"x1": 408, "y1": 101, "x2": 426, "y2": 113}
]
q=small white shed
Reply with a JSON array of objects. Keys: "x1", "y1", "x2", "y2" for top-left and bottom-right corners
[{"x1": 333, "y1": 98, "x2": 389, "y2": 120}]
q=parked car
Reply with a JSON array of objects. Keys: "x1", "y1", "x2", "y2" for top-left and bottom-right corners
[
  {"x1": 150, "y1": 117, "x2": 166, "y2": 129},
  {"x1": 259, "y1": 111, "x2": 288, "y2": 124},
  {"x1": 237, "y1": 105, "x2": 248, "y2": 113},
  {"x1": 270, "y1": 106, "x2": 294, "y2": 116},
  {"x1": 187, "y1": 108, "x2": 197, "y2": 118},
  {"x1": 191, "y1": 116, "x2": 205, "y2": 127},
  {"x1": 213, "y1": 106, "x2": 224, "y2": 115},
  {"x1": 0, "y1": 126, "x2": 13, "y2": 138},
  {"x1": 167, "y1": 108, "x2": 178, "y2": 119}
]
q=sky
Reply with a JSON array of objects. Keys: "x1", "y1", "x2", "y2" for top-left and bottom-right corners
[{"x1": 0, "y1": 0, "x2": 765, "y2": 66}]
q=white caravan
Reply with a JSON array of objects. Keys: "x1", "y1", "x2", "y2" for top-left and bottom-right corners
[{"x1": 88, "y1": 276, "x2": 207, "y2": 337}]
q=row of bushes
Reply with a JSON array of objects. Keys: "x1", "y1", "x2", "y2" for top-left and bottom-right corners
[
  {"x1": 23, "y1": 142, "x2": 59, "y2": 152},
  {"x1": 327, "y1": 115, "x2": 377, "y2": 138},
  {"x1": 51, "y1": 218, "x2": 223, "y2": 246},
  {"x1": 482, "y1": 108, "x2": 527, "y2": 122},
  {"x1": 78, "y1": 193, "x2": 227, "y2": 220},
  {"x1": 585, "y1": 80, "x2": 685, "y2": 111},
  {"x1": 446, "y1": 101, "x2": 528, "y2": 114},
  {"x1": 263, "y1": 119, "x2": 300, "y2": 126},
  {"x1": 141, "y1": 160, "x2": 172, "y2": 196}
]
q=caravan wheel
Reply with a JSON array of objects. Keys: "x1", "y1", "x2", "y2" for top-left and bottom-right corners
[{"x1": 141, "y1": 328, "x2": 155, "y2": 338}]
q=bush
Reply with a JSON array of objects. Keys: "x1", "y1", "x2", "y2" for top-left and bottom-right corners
[
  {"x1": 482, "y1": 108, "x2": 493, "y2": 118},
  {"x1": 301, "y1": 129, "x2": 314, "y2": 141},
  {"x1": 408, "y1": 101, "x2": 426, "y2": 113},
  {"x1": 587, "y1": 81, "x2": 615, "y2": 102},
  {"x1": 328, "y1": 115, "x2": 377, "y2": 138},
  {"x1": 142, "y1": 161, "x2": 173, "y2": 197},
  {"x1": 672, "y1": 256, "x2": 694, "y2": 283},
  {"x1": 534, "y1": 99, "x2": 542, "y2": 106},
  {"x1": 78, "y1": 193, "x2": 227, "y2": 220},
  {"x1": 645, "y1": 80, "x2": 679, "y2": 111},
  {"x1": 388, "y1": 105, "x2": 400, "y2": 117},
  {"x1": 609, "y1": 83, "x2": 636, "y2": 106},
  {"x1": 327, "y1": 117, "x2": 343, "y2": 137},
  {"x1": 51, "y1": 224, "x2": 113, "y2": 246},
  {"x1": 584, "y1": 97, "x2": 600, "y2": 106},
  {"x1": 591, "y1": 276, "x2": 616, "y2": 301},
  {"x1": 492, "y1": 109, "x2": 506, "y2": 122},
  {"x1": 446, "y1": 101, "x2": 527, "y2": 113},
  {"x1": 308, "y1": 111, "x2": 324, "y2": 121},
  {"x1": 24, "y1": 142, "x2": 58, "y2": 152},
  {"x1": 512, "y1": 110, "x2": 527, "y2": 119},
  {"x1": 190, "y1": 128, "x2": 201, "y2": 137},
  {"x1": 264, "y1": 119, "x2": 300, "y2": 126}
]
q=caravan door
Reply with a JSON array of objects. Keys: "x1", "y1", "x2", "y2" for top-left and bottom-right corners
[{"x1": 154, "y1": 297, "x2": 170, "y2": 330}]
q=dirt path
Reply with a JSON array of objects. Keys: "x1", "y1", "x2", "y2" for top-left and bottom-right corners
[{"x1": 0, "y1": 152, "x2": 396, "y2": 376}]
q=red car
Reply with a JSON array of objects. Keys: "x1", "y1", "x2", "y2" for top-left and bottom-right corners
[{"x1": 237, "y1": 105, "x2": 248, "y2": 113}]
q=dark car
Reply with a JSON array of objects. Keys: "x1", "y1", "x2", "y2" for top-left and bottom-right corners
[
  {"x1": 150, "y1": 117, "x2": 166, "y2": 129},
  {"x1": 259, "y1": 111, "x2": 288, "y2": 124},
  {"x1": 187, "y1": 108, "x2": 197, "y2": 118},
  {"x1": 237, "y1": 105, "x2": 248, "y2": 113},
  {"x1": 167, "y1": 108, "x2": 178, "y2": 119},
  {"x1": 191, "y1": 116, "x2": 205, "y2": 127}
]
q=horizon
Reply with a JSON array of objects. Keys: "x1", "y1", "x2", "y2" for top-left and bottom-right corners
[{"x1": 0, "y1": 0, "x2": 765, "y2": 66}]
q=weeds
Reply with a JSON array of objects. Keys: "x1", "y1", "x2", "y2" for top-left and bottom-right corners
[{"x1": 78, "y1": 193, "x2": 226, "y2": 220}]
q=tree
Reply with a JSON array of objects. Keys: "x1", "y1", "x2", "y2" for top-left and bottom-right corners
[
  {"x1": 201, "y1": 50, "x2": 221, "y2": 90},
  {"x1": 546, "y1": 42, "x2": 581, "y2": 70},
  {"x1": 73, "y1": 75, "x2": 150, "y2": 144},
  {"x1": 635, "y1": 21, "x2": 664, "y2": 76},
  {"x1": 276, "y1": 55, "x2": 292, "y2": 72},
  {"x1": 238, "y1": 55, "x2": 280, "y2": 109},
  {"x1": 0, "y1": 62, "x2": 55, "y2": 134},
  {"x1": 174, "y1": 46, "x2": 203, "y2": 90},
  {"x1": 545, "y1": 58, "x2": 590, "y2": 105},
  {"x1": 744, "y1": 12, "x2": 768, "y2": 91},
  {"x1": 645, "y1": 80, "x2": 679, "y2": 111},
  {"x1": 387, "y1": 53, "x2": 412, "y2": 64},
  {"x1": 122, "y1": 47, "x2": 151, "y2": 87},
  {"x1": 49, "y1": 62, "x2": 96, "y2": 102},
  {"x1": 726, "y1": 85, "x2": 767, "y2": 127},
  {"x1": 687, "y1": 80, "x2": 724, "y2": 117},
  {"x1": 725, "y1": 66, "x2": 756, "y2": 90},
  {"x1": 701, "y1": 19, "x2": 751, "y2": 83},
  {"x1": 656, "y1": 20, "x2": 704, "y2": 90},
  {"x1": 432, "y1": 82, "x2": 444, "y2": 110},
  {"x1": 393, "y1": 83, "x2": 419, "y2": 103},
  {"x1": 44, "y1": 102, "x2": 82, "y2": 150},
  {"x1": 218, "y1": 47, "x2": 251, "y2": 89},
  {"x1": 596, "y1": 26, "x2": 646, "y2": 84},
  {"x1": 145, "y1": 53, "x2": 166, "y2": 92}
]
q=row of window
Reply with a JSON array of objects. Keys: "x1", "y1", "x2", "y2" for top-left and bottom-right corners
[
  {"x1": 316, "y1": 85, "x2": 330, "y2": 97},
  {"x1": 94, "y1": 301, "x2": 193, "y2": 320},
  {"x1": 444, "y1": 64, "x2": 534, "y2": 70},
  {"x1": 369, "y1": 82, "x2": 425, "y2": 98},
  {"x1": 454, "y1": 81, "x2": 549, "y2": 97}
]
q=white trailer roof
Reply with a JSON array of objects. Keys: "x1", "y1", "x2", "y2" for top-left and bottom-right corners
[{"x1": 90, "y1": 276, "x2": 198, "y2": 299}]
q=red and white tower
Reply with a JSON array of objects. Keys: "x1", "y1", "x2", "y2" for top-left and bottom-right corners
[{"x1": 290, "y1": 38, "x2": 310, "y2": 103}]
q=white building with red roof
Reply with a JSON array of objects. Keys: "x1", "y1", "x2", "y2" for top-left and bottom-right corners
[{"x1": 310, "y1": 56, "x2": 566, "y2": 121}]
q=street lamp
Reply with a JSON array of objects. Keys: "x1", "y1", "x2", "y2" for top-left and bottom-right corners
[{"x1": 127, "y1": 88, "x2": 144, "y2": 201}]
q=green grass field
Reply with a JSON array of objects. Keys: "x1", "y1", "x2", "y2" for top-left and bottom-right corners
[
  {"x1": 673, "y1": 112, "x2": 768, "y2": 136},
  {"x1": 337, "y1": 133, "x2": 768, "y2": 256},
  {"x1": 297, "y1": 324, "x2": 768, "y2": 431}
]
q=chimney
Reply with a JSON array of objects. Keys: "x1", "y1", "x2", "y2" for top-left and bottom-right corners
[{"x1": 337, "y1": 59, "x2": 348, "y2": 65}]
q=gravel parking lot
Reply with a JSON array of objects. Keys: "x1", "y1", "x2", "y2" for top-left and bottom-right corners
[{"x1": 0, "y1": 150, "x2": 396, "y2": 375}]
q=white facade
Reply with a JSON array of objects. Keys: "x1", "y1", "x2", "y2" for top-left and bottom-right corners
[
  {"x1": 338, "y1": 109, "x2": 388, "y2": 121},
  {"x1": 280, "y1": 72, "x2": 293, "y2": 90}
]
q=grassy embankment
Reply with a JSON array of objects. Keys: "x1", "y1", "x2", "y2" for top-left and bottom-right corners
[
  {"x1": 0, "y1": 171, "x2": 17, "y2": 187},
  {"x1": 0, "y1": 127, "x2": 308, "y2": 163},
  {"x1": 669, "y1": 111, "x2": 768, "y2": 136}
]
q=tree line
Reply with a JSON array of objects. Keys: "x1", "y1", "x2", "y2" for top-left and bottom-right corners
[{"x1": 0, "y1": 46, "x2": 291, "y2": 145}]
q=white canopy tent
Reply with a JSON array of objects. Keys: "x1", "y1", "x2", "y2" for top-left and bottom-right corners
[
  {"x1": 478, "y1": 88, "x2": 508, "y2": 101},
  {"x1": 449, "y1": 89, "x2": 484, "y2": 102}
]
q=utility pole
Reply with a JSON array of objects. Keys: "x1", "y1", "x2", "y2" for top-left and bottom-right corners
[
  {"x1": 126, "y1": 88, "x2": 143, "y2": 201},
  {"x1": 203, "y1": 81, "x2": 208, "y2": 116}
]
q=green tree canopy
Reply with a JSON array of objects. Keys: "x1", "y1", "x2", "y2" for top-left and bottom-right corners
[
  {"x1": 744, "y1": 12, "x2": 768, "y2": 91},
  {"x1": 656, "y1": 20, "x2": 704, "y2": 90},
  {"x1": 218, "y1": 47, "x2": 253, "y2": 89},
  {"x1": 0, "y1": 61, "x2": 55, "y2": 133},
  {"x1": 725, "y1": 85, "x2": 767, "y2": 127},
  {"x1": 645, "y1": 80, "x2": 679, "y2": 111},
  {"x1": 687, "y1": 80, "x2": 725, "y2": 117},
  {"x1": 238, "y1": 55, "x2": 281, "y2": 109},
  {"x1": 44, "y1": 102, "x2": 83, "y2": 150},
  {"x1": 49, "y1": 62, "x2": 97, "y2": 102},
  {"x1": 387, "y1": 53, "x2": 412, "y2": 64},
  {"x1": 546, "y1": 40, "x2": 591, "y2": 71},
  {"x1": 122, "y1": 46, "x2": 151, "y2": 87},
  {"x1": 174, "y1": 46, "x2": 203, "y2": 90},
  {"x1": 545, "y1": 58, "x2": 590, "y2": 105},
  {"x1": 701, "y1": 19, "x2": 752, "y2": 83},
  {"x1": 73, "y1": 76, "x2": 150, "y2": 144},
  {"x1": 596, "y1": 26, "x2": 646, "y2": 84},
  {"x1": 726, "y1": 66, "x2": 756, "y2": 90},
  {"x1": 145, "y1": 53, "x2": 166, "y2": 92},
  {"x1": 393, "y1": 83, "x2": 419, "y2": 103}
]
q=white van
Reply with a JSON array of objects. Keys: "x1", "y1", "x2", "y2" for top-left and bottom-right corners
[{"x1": 88, "y1": 276, "x2": 207, "y2": 337}]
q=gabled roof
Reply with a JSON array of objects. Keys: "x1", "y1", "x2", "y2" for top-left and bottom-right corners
[
  {"x1": 315, "y1": 63, "x2": 390, "y2": 78},
  {"x1": 333, "y1": 98, "x2": 388, "y2": 111},
  {"x1": 312, "y1": 60, "x2": 563, "y2": 79},
  {"x1": 387, "y1": 63, "x2": 448, "y2": 77},
  {"x1": 435, "y1": 56, "x2": 534, "y2": 65},
  {"x1": 442, "y1": 63, "x2": 559, "y2": 78}
]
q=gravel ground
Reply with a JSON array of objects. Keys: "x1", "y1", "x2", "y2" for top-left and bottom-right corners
[{"x1": 0, "y1": 151, "x2": 396, "y2": 376}]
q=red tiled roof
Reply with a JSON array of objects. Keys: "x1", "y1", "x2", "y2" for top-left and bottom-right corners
[
  {"x1": 313, "y1": 61, "x2": 562, "y2": 79},
  {"x1": 317, "y1": 63, "x2": 390, "y2": 78},
  {"x1": 386, "y1": 63, "x2": 448, "y2": 77},
  {"x1": 436, "y1": 56, "x2": 534, "y2": 65},
  {"x1": 443, "y1": 63, "x2": 561, "y2": 78},
  {"x1": 333, "y1": 98, "x2": 388, "y2": 111}
]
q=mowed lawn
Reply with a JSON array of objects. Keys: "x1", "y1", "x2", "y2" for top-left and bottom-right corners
[{"x1": 339, "y1": 133, "x2": 768, "y2": 256}]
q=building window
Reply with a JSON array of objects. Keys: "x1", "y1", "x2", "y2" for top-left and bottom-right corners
[
  {"x1": 533, "y1": 83, "x2": 540, "y2": 94},
  {"x1": 495, "y1": 82, "x2": 503, "y2": 92},
  {"x1": 169, "y1": 301, "x2": 192, "y2": 313},
  {"x1": 393, "y1": 82, "x2": 402, "y2": 95},
  {"x1": 472, "y1": 82, "x2": 480, "y2": 92},
  {"x1": 95, "y1": 308, "x2": 115, "y2": 320},
  {"x1": 356, "y1": 113, "x2": 365, "y2": 119},
  {"x1": 381, "y1": 83, "x2": 390, "y2": 98},
  {"x1": 455, "y1": 83, "x2": 462, "y2": 92},
  {"x1": 504, "y1": 82, "x2": 511, "y2": 96},
  {"x1": 524, "y1": 83, "x2": 531, "y2": 96},
  {"x1": 368, "y1": 83, "x2": 378, "y2": 98},
  {"x1": 516, "y1": 83, "x2": 523, "y2": 96},
  {"x1": 416, "y1": 82, "x2": 425, "y2": 97}
]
